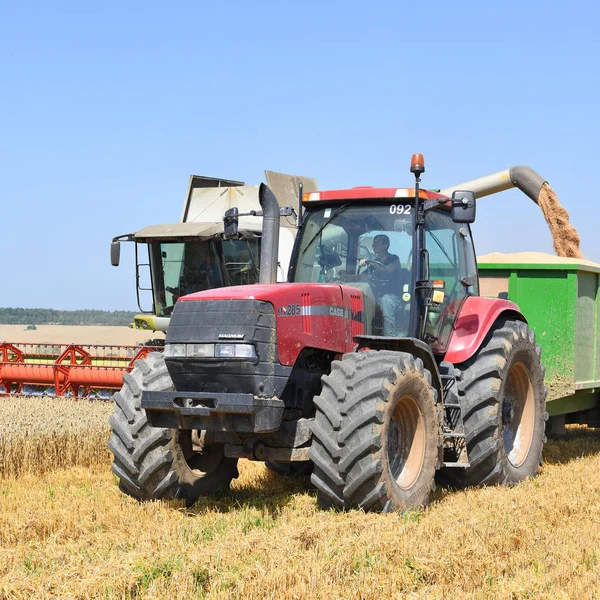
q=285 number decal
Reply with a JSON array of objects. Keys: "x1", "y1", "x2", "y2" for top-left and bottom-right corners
[{"x1": 277, "y1": 304, "x2": 301, "y2": 317}]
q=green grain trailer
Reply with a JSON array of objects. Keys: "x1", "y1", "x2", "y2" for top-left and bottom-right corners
[{"x1": 478, "y1": 252, "x2": 600, "y2": 434}]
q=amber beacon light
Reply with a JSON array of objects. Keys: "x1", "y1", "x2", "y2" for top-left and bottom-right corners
[{"x1": 410, "y1": 153, "x2": 425, "y2": 176}]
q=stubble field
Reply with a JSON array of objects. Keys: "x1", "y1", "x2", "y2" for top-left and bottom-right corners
[{"x1": 1, "y1": 327, "x2": 600, "y2": 599}]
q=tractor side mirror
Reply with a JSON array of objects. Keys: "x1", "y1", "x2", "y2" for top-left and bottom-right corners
[
  {"x1": 223, "y1": 207, "x2": 239, "y2": 239},
  {"x1": 111, "y1": 241, "x2": 121, "y2": 266},
  {"x1": 451, "y1": 190, "x2": 476, "y2": 223}
]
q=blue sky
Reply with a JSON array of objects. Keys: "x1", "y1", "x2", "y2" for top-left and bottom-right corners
[{"x1": 2, "y1": 1, "x2": 599, "y2": 310}]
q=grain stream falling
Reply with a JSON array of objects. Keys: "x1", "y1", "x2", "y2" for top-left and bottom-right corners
[{"x1": 537, "y1": 182, "x2": 583, "y2": 258}]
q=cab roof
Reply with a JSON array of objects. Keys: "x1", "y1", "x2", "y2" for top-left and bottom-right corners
[
  {"x1": 133, "y1": 221, "x2": 259, "y2": 242},
  {"x1": 302, "y1": 187, "x2": 449, "y2": 203}
]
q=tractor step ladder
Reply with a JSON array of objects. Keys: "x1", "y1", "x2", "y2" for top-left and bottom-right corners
[
  {"x1": 441, "y1": 430, "x2": 470, "y2": 468},
  {"x1": 440, "y1": 363, "x2": 470, "y2": 468}
]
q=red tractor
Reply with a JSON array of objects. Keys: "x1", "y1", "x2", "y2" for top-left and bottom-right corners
[{"x1": 109, "y1": 155, "x2": 547, "y2": 512}]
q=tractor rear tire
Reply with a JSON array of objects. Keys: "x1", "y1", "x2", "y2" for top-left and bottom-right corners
[
  {"x1": 109, "y1": 352, "x2": 238, "y2": 505},
  {"x1": 449, "y1": 318, "x2": 547, "y2": 487},
  {"x1": 310, "y1": 351, "x2": 439, "y2": 512}
]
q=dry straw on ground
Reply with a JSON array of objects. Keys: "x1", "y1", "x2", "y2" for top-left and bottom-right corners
[{"x1": 1, "y1": 395, "x2": 600, "y2": 599}]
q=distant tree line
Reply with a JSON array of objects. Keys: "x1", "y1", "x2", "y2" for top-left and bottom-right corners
[{"x1": 0, "y1": 308, "x2": 136, "y2": 326}]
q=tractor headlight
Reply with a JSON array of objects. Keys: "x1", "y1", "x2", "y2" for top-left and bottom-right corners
[
  {"x1": 164, "y1": 343, "x2": 186, "y2": 357},
  {"x1": 164, "y1": 343, "x2": 256, "y2": 360},
  {"x1": 186, "y1": 343, "x2": 215, "y2": 358},
  {"x1": 164, "y1": 343, "x2": 215, "y2": 358},
  {"x1": 215, "y1": 343, "x2": 257, "y2": 359}
]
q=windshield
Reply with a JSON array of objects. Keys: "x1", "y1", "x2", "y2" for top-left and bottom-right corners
[
  {"x1": 292, "y1": 203, "x2": 414, "y2": 336},
  {"x1": 148, "y1": 237, "x2": 260, "y2": 316}
]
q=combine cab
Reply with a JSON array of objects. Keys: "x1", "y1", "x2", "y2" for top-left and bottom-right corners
[
  {"x1": 109, "y1": 155, "x2": 547, "y2": 512},
  {"x1": 111, "y1": 172, "x2": 316, "y2": 335}
]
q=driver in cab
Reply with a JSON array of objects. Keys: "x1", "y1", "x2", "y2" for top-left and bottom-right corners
[
  {"x1": 342, "y1": 234, "x2": 405, "y2": 336},
  {"x1": 360, "y1": 233, "x2": 399, "y2": 279}
]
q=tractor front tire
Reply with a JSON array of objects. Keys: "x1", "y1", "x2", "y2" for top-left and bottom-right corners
[
  {"x1": 450, "y1": 318, "x2": 547, "y2": 487},
  {"x1": 310, "y1": 351, "x2": 439, "y2": 512},
  {"x1": 109, "y1": 352, "x2": 238, "y2": 505}
]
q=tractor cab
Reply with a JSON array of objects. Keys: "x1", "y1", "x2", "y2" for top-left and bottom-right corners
[{"x1": 290, "y1": 186, "x2": 479, "y2": 353}]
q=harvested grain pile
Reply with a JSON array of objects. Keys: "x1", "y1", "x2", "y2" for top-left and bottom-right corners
[
  {"x1": 0, "y1": 396, "x2": 112, "y2": 478},
  {"x1": 537, "y1": 183, "x2": 583, "y2": 258},
  {"x1": 478, "y1": 251, "x2": 600, "y2": 269}
]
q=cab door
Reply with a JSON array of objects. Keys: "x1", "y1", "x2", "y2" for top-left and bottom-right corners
[{"x1": 425, "y1": 210, "x2": 479, "y2": 354}]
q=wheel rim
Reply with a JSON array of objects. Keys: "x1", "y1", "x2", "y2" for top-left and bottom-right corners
[
  {"x1": 503, "y1": 361, "x2": 535, "y2": 467},
  {"x1": 387, "y1": 394, "x2": 426, "y2": 489},
  {"x1": 177, "y1": 430, "x2": 223, "y2": 476}
]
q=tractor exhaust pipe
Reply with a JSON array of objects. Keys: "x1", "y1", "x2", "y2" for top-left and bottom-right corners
[
  {"x1": 258, "y1": 183, "x2": 280, "y2": 284},
  {"x1": 440, "y1": 166, "x2": 546, "y2": 204}
]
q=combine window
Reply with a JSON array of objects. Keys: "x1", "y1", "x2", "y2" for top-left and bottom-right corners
[{"x1": 148, "y1": 237, "x2": 260, "y2": 316}]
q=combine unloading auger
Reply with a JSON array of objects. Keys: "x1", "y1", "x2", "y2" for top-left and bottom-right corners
[
  {"x1": 440, "y1": 165, "x2": 546, "y2": 203},
  {"x1": 441, "y1": 166, "x2": 582, "y2": 258}
]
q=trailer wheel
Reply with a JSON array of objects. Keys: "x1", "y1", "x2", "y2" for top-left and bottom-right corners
[
  {"x1": 109, "y1": 352, "x2": 238, "y2": 505},
  {"x1": 449, "y1": 318, "x2": 547, "y2": 487},
  {"x1": 310, "y1": 351, "x2": 439, "y2": 512}
]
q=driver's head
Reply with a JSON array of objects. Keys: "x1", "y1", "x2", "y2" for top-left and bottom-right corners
[{"x1": 373, "y1": 234, "x2": 390, "y2": 254}]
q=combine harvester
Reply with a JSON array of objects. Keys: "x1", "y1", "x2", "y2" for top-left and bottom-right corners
[
  {"x1": 0, "y1": 171, "x2": 316, "y2": 397},
  {"x1": 105, "y1": 154, "x2": 600, "y2": 512}
]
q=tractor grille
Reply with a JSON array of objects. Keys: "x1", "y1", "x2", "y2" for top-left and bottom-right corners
[{"x1": 165, "y1": 300, "x2": 291, "y2": 397}]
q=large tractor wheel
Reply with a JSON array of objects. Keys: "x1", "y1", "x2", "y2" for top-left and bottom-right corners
[
  {"x1": 109, "y1": 352, "x2": 238, "y2": 505},
  {"x1": 309, "y1": 356, "x2": 354, "y2": 509},
  {"x1": 450, "y1": 318, "x2": 547, "y2": 487},
  {"x1": 310, "y1": 351, "x2": 439, "y2": 512}
]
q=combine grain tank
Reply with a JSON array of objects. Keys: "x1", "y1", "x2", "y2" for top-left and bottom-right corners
[{"x1": 479, "y1": 252, "x2": 600, "y2": 432}]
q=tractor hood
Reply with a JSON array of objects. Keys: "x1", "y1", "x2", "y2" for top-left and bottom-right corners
[
  {"x1": 178, "y1": 282, "x2": 348, "y2": 309},
  {"x1": 174, "y1": 282, "x2": 363, "y2": 365}
]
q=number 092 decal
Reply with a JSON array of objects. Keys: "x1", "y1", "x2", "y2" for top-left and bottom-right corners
[{"x1": 389, "y1": 204, "x2": 412, "y2": 215}]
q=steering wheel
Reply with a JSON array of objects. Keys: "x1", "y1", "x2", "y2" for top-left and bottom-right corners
[
  {"x1": 358, "y1": 260, "x2": 390, "y2": 286},
  {"x1": 367, "y1": 260, "x2": 386, "y2": 271},
  {"x1": 368, "y1": 260, "x2": 387, "y2": 278},
  {"x1": 358, "y1": 259, "x2": 386, "y2": 274}
]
